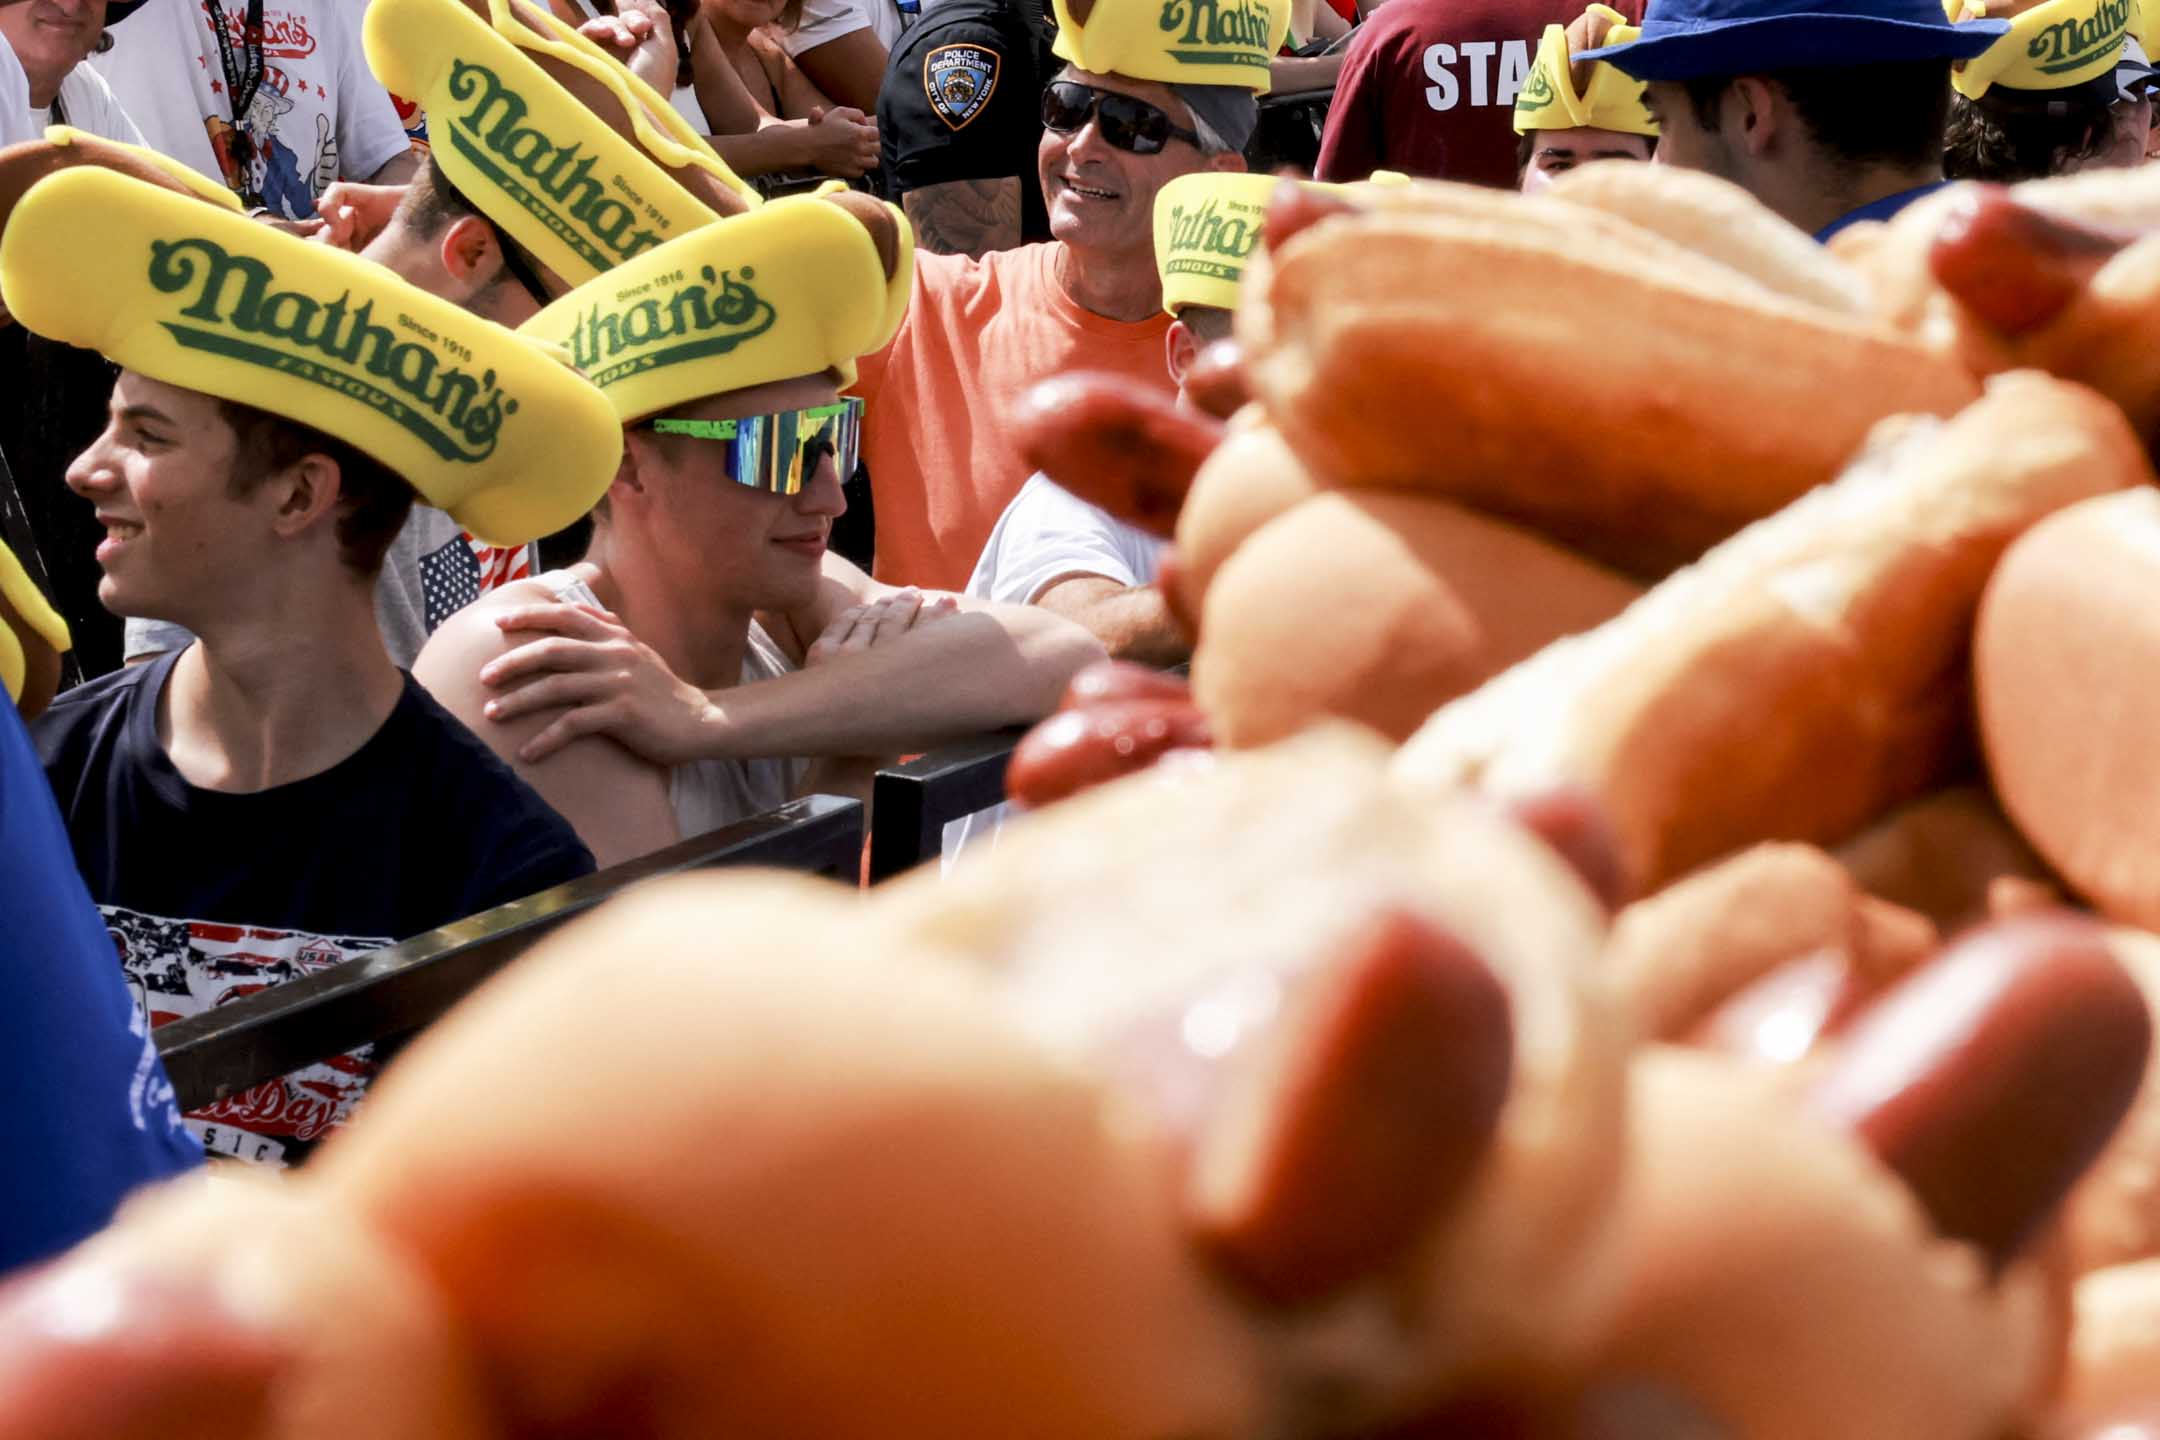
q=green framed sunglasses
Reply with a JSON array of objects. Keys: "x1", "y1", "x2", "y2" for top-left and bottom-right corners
[{"x1": 645, "y1": 398, "x2": 863, "y2": 496}]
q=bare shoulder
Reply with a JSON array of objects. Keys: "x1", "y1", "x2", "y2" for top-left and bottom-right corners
[
  {"x1": 411, "y1": 583, "x2": 680, "y2": 869},
  {"x1": 411, "y1": 580, "x2": 559, "y2": 713}
]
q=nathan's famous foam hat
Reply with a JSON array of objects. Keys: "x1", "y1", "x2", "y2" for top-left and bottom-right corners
[
  {"x1": 1514, "y1": 6, "x2": 1658, "y2": 135},
  {"x1": 1152, "y1": 172, "x2": 1399, "y2": 315},
  {"x1": 0, "y1": 540, "x2": 67, "y2": 707},
  {"x1": 522, "y1": 188, "x2": 915, "y2": 423},
  {"x1": 41, "y1": 126, "x2": 244, "y2": 210},
  {"x1": 0, "y1": 169, "x2": 623, "y2": 546},
  {"x1": 366, "y1": 0, "x2": 756, "y2": 288},
  {"x1": 1051, "y1": 0, "x2": 1293, "y2": 92},
  {"x1": 1946, "y1": 0, "x2": 2135, "y2": 97},
  {"x1": 1576, "y1": 0, "x2": 2008, "y2": 82},
  {"x1": 1153, "y1": 172, "x2": 1280, "y2": 315},
  {"x1": 0, "y1": 125, "x2": 243, "y2": 244}
]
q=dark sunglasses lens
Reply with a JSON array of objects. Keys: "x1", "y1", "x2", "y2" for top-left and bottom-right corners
[
  {"x1": 1094, "y1": 93, "x2": 1168, "y2": 153},
  {"x1": 1041, "y1": 82, "x2": 1169, "y2": 153},
  {"x1": 1041, "y1": 81, "x2": 1092, "y2": 131}
]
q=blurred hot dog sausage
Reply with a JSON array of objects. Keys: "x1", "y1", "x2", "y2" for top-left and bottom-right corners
[
  {"x1": 1013, "y1": 375, "x2": 1224, "y2": 539},
  {"x1": 1806, "y1": 914, "x2": 2152, "y2": 1269},
  {"x1": 1006, "y1": 700, "x2": 1213, "y2": 809}
]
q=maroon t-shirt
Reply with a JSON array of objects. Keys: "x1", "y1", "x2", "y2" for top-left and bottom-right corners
[{"x1": 1315, "y1": 0, "x2": 1646, "y2": 188}]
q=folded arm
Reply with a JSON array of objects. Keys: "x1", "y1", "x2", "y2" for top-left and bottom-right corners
[
  {"x1": 477, "y1": 555, "x2": 1106, "y2": 767},
  {"x1": 413, "y1": 585, "x2": 681, "y2": 869}
]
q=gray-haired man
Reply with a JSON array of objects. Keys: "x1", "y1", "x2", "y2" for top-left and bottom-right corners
[{"x1": 844, "y1": 0, "x2": 1284, "y2": 592}]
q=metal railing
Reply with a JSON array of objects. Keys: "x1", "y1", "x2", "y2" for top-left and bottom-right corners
[
  {"x1": 157, "y1": 794, "x2": 864, "y2": 1110},
  {"x1": 865, "y1": 726, "x2": 1028, "y2": 882}
]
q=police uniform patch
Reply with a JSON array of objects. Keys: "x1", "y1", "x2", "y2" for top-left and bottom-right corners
[{"x1": 923, "y1": 43, "x2": 1000, "y2": 130}]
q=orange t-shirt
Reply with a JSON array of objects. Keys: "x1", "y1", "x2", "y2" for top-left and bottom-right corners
[{"x1": 851, "y1": 243, "x2": 1176, "y2": 592}]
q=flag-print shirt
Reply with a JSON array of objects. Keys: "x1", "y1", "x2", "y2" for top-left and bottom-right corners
[{"x1": 35, "y1": 650, "x2": 595, "y2": 1166}]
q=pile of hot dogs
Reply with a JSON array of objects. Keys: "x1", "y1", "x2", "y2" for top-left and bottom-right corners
[{"x1": 12, "y1": 165, "x2": 2160, "y2": 1438}]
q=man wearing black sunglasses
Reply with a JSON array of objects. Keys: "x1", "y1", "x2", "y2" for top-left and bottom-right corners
[{"x1": 847, "y1": 0, "x2": 1285, "y2": 596}]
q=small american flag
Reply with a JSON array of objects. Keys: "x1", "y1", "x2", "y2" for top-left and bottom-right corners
[{"x1": 421, "y1": 534, "x2": 533, "y2": 632}]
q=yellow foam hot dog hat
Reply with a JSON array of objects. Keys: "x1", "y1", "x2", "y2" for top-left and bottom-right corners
[
  {"x1": 366, "y1": 0, "x2": 755, "y2": 288},
  {"x1": 1513, "y1": 7, "x2": 1658, "y2": 135},
  {"x1": 0, "y1": 540, "x2": 68, "y2": 706},
  {"x1": 41, "y1": 126, "x2": 245, "y2": 210},
  {"x1": 1949, "y1": 0, "x2": 2134, "y2": 97},
  {"x1": 1153, "y1": 171, "x2": 1281, "y2": 314},
  {"x1": 1153, "y1": 173, "x2": 1376, "y2": 313},
  {"x1": 523, "y1": 190, "x2": 914, "y2": 422},
  {"x1": 1052, "y1": 0, "x2": 1292, "y2": 92},
  {"x1": 0, "y1": 168, "x2": 623, "y2": 546},
  {"x1": 1, "y1": 125, "x2": 243, "y2": 245}
]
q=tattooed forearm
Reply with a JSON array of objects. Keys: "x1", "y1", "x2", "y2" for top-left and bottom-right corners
[{"x1": 903, "y1": 178, "x2": 1024, "y2": 259}]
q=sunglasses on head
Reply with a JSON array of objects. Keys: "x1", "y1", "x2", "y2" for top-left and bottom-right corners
[
  {"x1": 1040, "y1": 80, "x2": 1202, "y2": 155},
  {"x1": 643, "y1": 398, "x2": 863, "y2": 495}
]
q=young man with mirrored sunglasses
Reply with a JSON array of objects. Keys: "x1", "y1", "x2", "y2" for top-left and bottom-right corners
[{"x1": 412, "y1": 193, "x2": 1104, "y2": 869}]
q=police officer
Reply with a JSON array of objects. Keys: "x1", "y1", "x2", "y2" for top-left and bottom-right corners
[{"x1": 877, "y1": 0, "x2": 1059, "y2": 254}]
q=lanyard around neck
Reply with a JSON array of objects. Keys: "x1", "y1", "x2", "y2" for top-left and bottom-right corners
[{"x1": 202, "y1": 0, "x2": 268, "y2": 204}]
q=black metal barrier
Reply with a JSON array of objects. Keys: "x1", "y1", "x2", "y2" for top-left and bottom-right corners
[
  {"x1": 157, "y1": 794, "x2": 865, "y2": 1110},
  {"x1": 866, "y1": 727, "x2": 1029, "y2": 883}
]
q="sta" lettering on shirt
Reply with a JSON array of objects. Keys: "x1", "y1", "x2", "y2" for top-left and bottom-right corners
[{"x1": 1421, "y1": 38, "x2": 1535, "y2": 110}]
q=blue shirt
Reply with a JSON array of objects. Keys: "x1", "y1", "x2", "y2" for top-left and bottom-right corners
[
  {"x1": 1815, "y1": 181, "x2": 1952, "y2": 244},
  {"x1": 0, "y1": 699, "x2": 199, "y2": 1273}
]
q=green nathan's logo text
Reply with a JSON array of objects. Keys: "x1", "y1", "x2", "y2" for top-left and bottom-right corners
[
  {"x1": 147, "y1": 236, "x2": 518, "y2": 463},
  {"x1": 566, "y1": 263, "x2": 776, "y2": 388},
  {"x1": 1157, "y1": 0, "x2": 1272, "y2": 65},
  {"x1": 1165, "y1": 198, "x2": 1260, "y2": 268},
  {"x1": 445, "y1": 59, "x2": 673, "y2": 273},
  {"x1": 2027, "y1": 0, "x2": 2130, "y2": 73},
  {"x1": 1516, "y1": 64, "x2": 1557, "y2": 111}
]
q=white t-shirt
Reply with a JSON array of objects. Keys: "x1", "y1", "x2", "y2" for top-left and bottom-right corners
[
  {"x1": 90, "y1": 0, "x2": 410, "y2": 217},
  {"x1": 0, "y1": 39, "x2": 36, "y2": 148},
  {"x1": 965, "y1": 471, "x2": 1168, "y2": 606},
  {"x1": 945, "y1": 471, "x2": 1167, "y2": 867},
  {"x1": 782, "y1": 0, "x2": 912, "y2": 59},
  {"x1": 2, "y1": 38, "x2": 144, "y2": 145}
]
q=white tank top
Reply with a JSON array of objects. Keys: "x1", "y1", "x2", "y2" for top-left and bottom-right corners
[{"x1": 533, "y1": 570, "x2": 810, "y2": 840}]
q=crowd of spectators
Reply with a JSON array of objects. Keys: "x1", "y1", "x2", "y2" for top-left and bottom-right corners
[{"x1": 0, "y1": 0, "x2": 2155, "y2": 1269}]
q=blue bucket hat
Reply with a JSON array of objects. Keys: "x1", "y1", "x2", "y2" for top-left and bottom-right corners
[{"x1": 1576, "y1": 0, "x2": 2011, "y2": 81}]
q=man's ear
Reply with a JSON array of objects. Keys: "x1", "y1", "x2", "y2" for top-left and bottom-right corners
[
  {"x1": 1165, "y1": 318, "x2": 1200, "y2": 390},
  {"x1": 1205, "y1": 147, "x2": 1250, "y2": 175},
  {"x1": 1732, "y1": 75, "x2": 1782, "y2": 157},
  {"x1": 612, "y1": 430, "x2": 651, "y2": 500},
  {"x1": 439, "y1": 214, "x2": 500, "y2": 292},
  {"x1": 265, "y1": 453, "x2": 346, "y2": 544}
]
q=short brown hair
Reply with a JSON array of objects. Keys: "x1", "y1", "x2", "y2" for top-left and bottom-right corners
[
  {"x1": 216, "y1": 400, "x2": 414, "y2": 576},
  {"x1": 1177, "y1": 305, "x2": 1236, "y2": 343}
]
